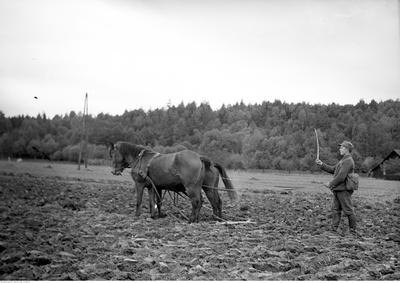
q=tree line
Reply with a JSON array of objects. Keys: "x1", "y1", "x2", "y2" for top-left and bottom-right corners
[{"x1": 1, "y1": 99, "x2": 399, "y2": 173}]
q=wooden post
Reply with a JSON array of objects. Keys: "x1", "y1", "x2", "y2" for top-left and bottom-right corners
[
  {"x1": 84, "y1": 93, "x2": 89, "y2": 168},
  {"x1": 78, "y1": 93, "x2": 89, "y2": 170}
]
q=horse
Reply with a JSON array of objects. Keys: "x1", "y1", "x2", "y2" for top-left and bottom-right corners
[
  {"x1": 109, "y1": 141, "x2": 237, "y2": 223},
  {"x1": 151, "y1": 156, "x2": 234, "y2": 220}
]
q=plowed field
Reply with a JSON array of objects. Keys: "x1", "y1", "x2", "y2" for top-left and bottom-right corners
[{"x1": 0, "y1": 161, "x2": 399, "y2": 280}]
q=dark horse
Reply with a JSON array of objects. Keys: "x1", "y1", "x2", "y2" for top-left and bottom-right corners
[{"x1": 109, "y1": 141, "x2": 237, "y2": 223}]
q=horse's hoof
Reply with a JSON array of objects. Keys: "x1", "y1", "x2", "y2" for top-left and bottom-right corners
[{"x1": 159, "y1": 213, "x2": 167, "y2": 218}]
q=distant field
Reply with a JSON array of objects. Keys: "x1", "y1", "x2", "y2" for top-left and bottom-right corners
[{"x1": 0, "y1": 160, "x2": 398, "y2": 203}]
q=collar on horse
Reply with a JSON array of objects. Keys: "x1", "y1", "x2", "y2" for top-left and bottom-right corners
[{"x1": 132, "y1": 149, "x2": 160, "y2": 179}]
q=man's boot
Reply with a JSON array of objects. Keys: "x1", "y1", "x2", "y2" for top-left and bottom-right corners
[
  {"x1": 331, "y1": 212, "x2": 341, "y2": 232},
  {"x1": 348, "y1": 214, "x2": 359, "y2": 236}
]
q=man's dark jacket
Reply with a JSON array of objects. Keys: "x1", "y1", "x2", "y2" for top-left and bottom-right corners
[{"x1": 319, "y1": 154, "x2": 355, "y2": 191}]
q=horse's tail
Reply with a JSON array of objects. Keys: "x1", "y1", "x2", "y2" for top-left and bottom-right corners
[
  {"x1": 214, "y1": 162, "x2": 238, "y2": 201},
  {"x1": 200, "y1": 156, "x2": 212, "y2": 169}
]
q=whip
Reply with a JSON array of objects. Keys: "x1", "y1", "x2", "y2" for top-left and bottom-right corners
[
  {"x1": 314, "y1": 128, "x2": 320, "y2": 160},
  {"x1": 314, "y1": 128, "x2": 332, "y2": 192}
]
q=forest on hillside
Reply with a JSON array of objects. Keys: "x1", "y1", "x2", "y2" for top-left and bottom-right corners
[{"x1": 0, "y1": 99, "x2": 399, "y2": 173}]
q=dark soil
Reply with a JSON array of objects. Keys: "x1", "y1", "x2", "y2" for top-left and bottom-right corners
[{"x1": 0, "y1": 172, "x2": 399, "y2": 280}]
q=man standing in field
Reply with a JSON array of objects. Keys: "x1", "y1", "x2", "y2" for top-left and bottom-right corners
[{"x1": 315, "y1": 141, "x2": 358, "y2": 236}]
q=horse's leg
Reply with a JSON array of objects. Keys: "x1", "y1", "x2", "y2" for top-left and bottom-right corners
[
  {"x1": 212, "y1": 174, "x2": 222, "y2": 218},
  {"x1": 156, "y1": 187, "x2": 167, "y2": 218},
  {"x1": 186, "y1": 185, "x2": 203, "y2": 223},
  {"x1": 147, "y1": 186, "x2": 157, "y2": 219},
  {"x1": 203, "y1": 174, "x2": 222, "y2": 219},
  {"x1": 135, "y1": 182, "x2": 146, "y2": 217}
]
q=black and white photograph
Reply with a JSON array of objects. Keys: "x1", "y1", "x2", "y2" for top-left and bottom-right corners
[{"x1": 0, "y1": 0, "x2": 399, "y2": 280}]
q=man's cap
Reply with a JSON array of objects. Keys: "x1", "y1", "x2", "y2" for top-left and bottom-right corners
[{"x1": 338, "y1": 140, "x2": 354, "y2": 151}]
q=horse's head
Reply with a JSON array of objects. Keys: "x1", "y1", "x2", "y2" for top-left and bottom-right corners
[{"x1": 109, "y1": 142, "x2": 130, "y2": 175}]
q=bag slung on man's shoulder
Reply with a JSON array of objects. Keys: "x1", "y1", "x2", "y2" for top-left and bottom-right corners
[{"x1": 346, "y1": 173, "x2": 359, "y2": 190}]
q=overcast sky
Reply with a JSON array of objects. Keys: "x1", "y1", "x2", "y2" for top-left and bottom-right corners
[{"x1": 0, "y1": 0, "x2": 399, "y2": 118}]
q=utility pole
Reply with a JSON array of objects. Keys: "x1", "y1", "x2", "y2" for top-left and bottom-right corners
[{"x1": 78, "y1": 93, "x2": 89, "y2": 170}]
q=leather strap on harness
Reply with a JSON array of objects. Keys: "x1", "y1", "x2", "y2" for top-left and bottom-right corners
[
  {"x1": 146, "y1": 152, "x2": 160, "y2": 176},
  {"x1": 132, "y1": 149, "x2": 146, "y2": 171},
  {"x1": 133, "y1": 150, "x2": 160, "y2": 180},
  {"x1": 139, "y1": 151, "x2": 162, "y2": 202}
]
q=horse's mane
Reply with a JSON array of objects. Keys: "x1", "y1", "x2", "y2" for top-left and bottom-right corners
[
  {"x1": 116, "y1": 142, "x2": 145, "y2": 157},
  {"x1": 116, "y1": 141, "x2": 156, "y2": 157}
]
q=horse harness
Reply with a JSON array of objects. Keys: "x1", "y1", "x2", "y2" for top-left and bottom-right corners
[
  {"x1": 132, "y1": 150, "x2": 185, "y2": 205},
  {"x1": 132, "y1": 149, "x2": 169, "y2": 204},
  {"x1": 131, "y1": 149, "x2": 160, "y2": 181}
]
